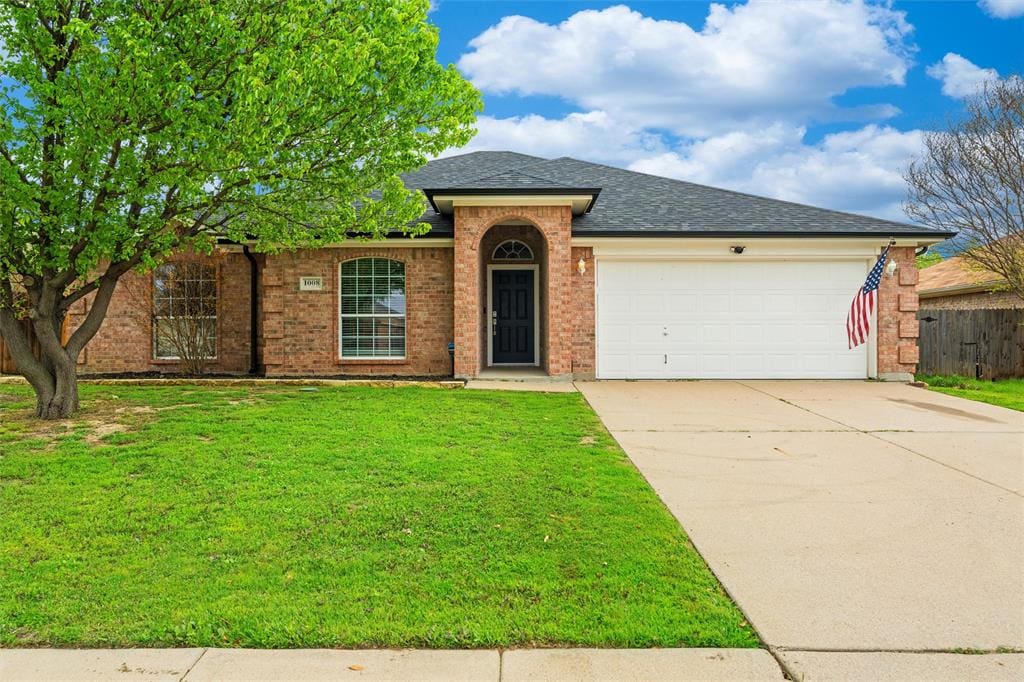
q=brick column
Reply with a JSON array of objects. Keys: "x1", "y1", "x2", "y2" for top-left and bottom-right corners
[
  {"x1": 570, "y1": 246, "x2": 596, "y2": 378},
  {"x1": 452, "y1": 204, "x2": 574, "y2": 379},
  {"x1": 877, "y1": 246, "x2": 920, "y2": 380},
  {"x1": 544, "y1": 213, "x2": 573, "y2": 376}
]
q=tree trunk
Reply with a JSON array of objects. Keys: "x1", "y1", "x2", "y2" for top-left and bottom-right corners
[
  {"x1": 0, "y1": 306, "x2": 83, "y2": 420},
  {"x1": 34, "y1": 356, "x2": 80, "y2": 419}
]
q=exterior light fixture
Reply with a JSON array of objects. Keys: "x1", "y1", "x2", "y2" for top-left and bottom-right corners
[
  {"x1": 577, "y1": 257, "x2": 587, "y2": 275},
  {"x1": 885, "y1": 259, "x2": 898, "y2": 277},
  {"x1": 730, "y1": 245, "x2": 746, "y2": 254}
]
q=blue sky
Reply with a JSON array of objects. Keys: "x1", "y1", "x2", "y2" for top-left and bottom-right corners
[{"x1": 430, "y1": 0, "x2": 1023, "y2": 221}]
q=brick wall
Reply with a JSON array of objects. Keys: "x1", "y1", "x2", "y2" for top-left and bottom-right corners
[
  {"x1": 452, "y1": 205, "x2": 573, "y2": 378},
  {"x1": 570, "y1": 246, "x2": 595, "y2": 378},
  {"x1": 920, "y1": 289, "x2": 1022, "y2": 310},
  {"x1": 260, "y1": 247, "x2": 454, "y2": 377},
  {"x1": 72, "y1": 251, "x2": 252, "y2": 375},
  {"x1": 877, "y1": 246, "x2": 920, "y2": 377}
]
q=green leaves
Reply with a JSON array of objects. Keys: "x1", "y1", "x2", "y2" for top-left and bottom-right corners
[{"x1": 0, "y1": 0, "x2": 480, "y2": 292}]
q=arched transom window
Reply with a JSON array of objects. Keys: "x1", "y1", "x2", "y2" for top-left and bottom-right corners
[
  {"x1": 492, "y1": 239, "x2": 534, "y2": 261},
  {"x1": 339, "y1": 258, "x2": 406, "y2": 359}
]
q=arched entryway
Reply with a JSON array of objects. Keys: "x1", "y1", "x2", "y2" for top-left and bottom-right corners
[
  {"x1": 451, "y1": 204, "x2": 574, "y2": 379},
  {"x1": 479, "y1": 225, "x2": 547, "y2": 370}
]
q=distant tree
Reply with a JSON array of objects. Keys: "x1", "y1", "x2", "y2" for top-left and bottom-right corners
[
  {"x1": 0, "y1": 0, "x2": 480, "y2": 418},
  {"x1": 915, "y1": 251, "x2": 943, "y2": 269},
  {"x1": 905, "y1": 76, "x2": 1024, "y2": 299}
]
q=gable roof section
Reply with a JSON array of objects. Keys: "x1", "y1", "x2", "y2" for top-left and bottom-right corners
[
  {"x1": 400, "y1": 151, "x2": 955, "y2": 239},
  {"x1": 918, "y1": 256, "x2": 1004, "y2": 297},
  {"x1": 402, "y1": 151, "x2": 544, "y2": 190}
]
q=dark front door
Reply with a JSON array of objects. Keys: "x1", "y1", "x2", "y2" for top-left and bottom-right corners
[{"x1": 492, "y1": 269, "x2": 535, "y2": 364}]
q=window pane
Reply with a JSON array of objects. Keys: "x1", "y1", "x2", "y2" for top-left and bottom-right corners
[
  {"x1": 154, "y1": 320, "x2": 177, "y2": 359},
  {"x1": 340, "y1": 296, "x2": 359, "y2": 315},
  {"x1": 152, "y1": 262, "x2": 217, "y2": 361},
  {"x1": 339, "y1": 259, "x2": 406, "y2": 358}
]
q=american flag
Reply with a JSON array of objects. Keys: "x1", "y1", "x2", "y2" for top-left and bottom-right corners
[{"x1": 847, "y1": 246, "x2": 890, "y2": 349}]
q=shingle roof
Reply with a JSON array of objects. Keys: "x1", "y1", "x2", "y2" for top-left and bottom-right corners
[
  {"x1": 402, "y1": 151, "x2": 545, "y2": 190},
  {"x1": 454, "y1": 169, "x2": 582, "y2": 190},
  {"x1": 918, "y1": 256, "x2": 1003, "y2": 294},
  {"x1": 401, "y1": 151, "x2": 954, "y2": 238}
]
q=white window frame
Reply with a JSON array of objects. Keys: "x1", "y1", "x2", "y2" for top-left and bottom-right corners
[
  {"x1": 152, "y1": 263, "x2": 218, "y2": 361},
  {"x1": 492, "y1": 239, "x2": 534, "y2": 261},
  {"x1": 338, "y1": 258, "x2": 407, "y2": 361}
]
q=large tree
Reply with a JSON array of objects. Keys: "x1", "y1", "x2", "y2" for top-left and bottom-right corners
[
  {"x1": 0, "y1": 0, "x2": 479, "y2": 418},
  {"x1": 905, "y1": 76, "x2": 1024, "y2": 299}
]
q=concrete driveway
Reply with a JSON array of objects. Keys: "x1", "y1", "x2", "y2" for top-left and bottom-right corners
[{"x1": 578, "y1": 380, "x2": 1024, "y2": 674}]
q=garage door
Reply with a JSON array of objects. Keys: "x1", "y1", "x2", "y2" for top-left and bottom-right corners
[{"x1": 597, "y1": 260, "x2": 869, "y2": 379}]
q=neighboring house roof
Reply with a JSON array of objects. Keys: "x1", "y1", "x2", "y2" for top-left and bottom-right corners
[
  {"x1": 918, "y1": 255, "x2": 1005, "y2": 298},
  {"x1": 400, "y1": 151, "x2": 955, "y2": 239}
]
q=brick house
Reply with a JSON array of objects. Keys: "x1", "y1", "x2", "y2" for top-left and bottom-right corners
[{"x1": 48, "y1": 152, "x2": 954, "y2": 382}]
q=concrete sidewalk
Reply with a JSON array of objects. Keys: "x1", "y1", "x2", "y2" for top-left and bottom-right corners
[
  {"x1": 4, "y1": 647, "x2": 1023, "y2": 681},
  {"x1": 0, "y1": 647, "x2": 783, "y2": 681}
]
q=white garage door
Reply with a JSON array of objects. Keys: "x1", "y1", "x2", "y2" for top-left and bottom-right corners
[{"x1": 597, "y1": 260, "x2": 869, "y2": 379}]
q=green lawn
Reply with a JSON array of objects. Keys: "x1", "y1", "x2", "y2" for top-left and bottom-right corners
[
  {"x1": 0, "y1": 382, "x2": 756, "y2": 649},
  {"x1": 918, "y1": 375, "x2": 1024, "y2": 412}
]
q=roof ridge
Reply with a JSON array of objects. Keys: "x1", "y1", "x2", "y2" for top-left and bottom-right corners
[
  {"x1": 540, "y1": 156, "x2": 926, "y2": 231},
  {"x1": 462, "y1": 167, "x2": 573, "y2": 187}
]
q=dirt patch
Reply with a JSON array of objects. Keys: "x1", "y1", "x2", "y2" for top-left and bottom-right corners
[
  {"x1": 116, "y1": 405, "x2": 156, "y2": 415},
  {"x1": 83, "y1": 420, "x2": 131, "y2": 445},
  {"x1": 114, "y1": 403, "x2": 201, "y2": 414}
]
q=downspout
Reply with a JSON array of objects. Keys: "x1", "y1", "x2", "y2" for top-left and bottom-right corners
[{"x1": 242, "y1": 245, "x2": 259, "y2": 375}]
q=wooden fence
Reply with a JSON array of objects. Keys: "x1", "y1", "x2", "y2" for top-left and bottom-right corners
[
  {"x1": 917, "y1": 308, "x2": 1024, "y2": 378},
  {"x1": 0, "y1": 320, "x2": 43, "y2": 374}
]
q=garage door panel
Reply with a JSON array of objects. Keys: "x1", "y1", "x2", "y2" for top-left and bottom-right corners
[
  {"x1": 634, "y1": 295, "x2": 664, "y2": 315},
  {"x1": 666, "y1": 293, "x2": 698, "y2": 312},
  {"x1": 701, "y1": 324, "x2": 730, "y2": 344},
  {"x1": 732, "y1": 293, "x2": 764, "y2": 313},
  {"x1": 733, "y1": 324, "x2": 765, "y2": 344},
  {"x1": 633, "y1": 323, "x2": 668, "y2": 344},
  {"x1": 765, "y1": 293, "x2": 798, "y2": 312},
  {"x1": 597, "y1": 259, "x2": 869, "y2": 379},
  {"x1": 600, "y1": 292, "x2": 632, "y2": 315}
]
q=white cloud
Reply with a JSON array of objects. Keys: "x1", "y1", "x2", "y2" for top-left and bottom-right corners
[
  {"x1": 926, "y1": 53, "x2": 1000, "y2": 98},
  {"x1": 629, "y1": 124, "x2": 924, "y2": 221},
  {"x1": 458, "y1": 1, "x2": 913, "y2": 137},
  {"x1": 447, "y1": 2, "x2": 931, "y2": 222},
  {"x1": 978, "y1": 0, "x2": 1024, "y2": 18},
  {"x1": 439, "y1": 110, "x2": 666, "y2": 165},
  {"x1": 447, "y1": 109, "x2": 923, "y2": 221}
]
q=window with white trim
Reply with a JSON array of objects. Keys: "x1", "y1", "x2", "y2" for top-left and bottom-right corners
[
  {"x1": 492, "y1": 239, "x2": 533, "y2": 261},
  {"x1": 339, "y1": 258, "x2": 406, "y2": 359},
  {"x1": 152, "y1": 262, "x2": 217, "y2": 360}
]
